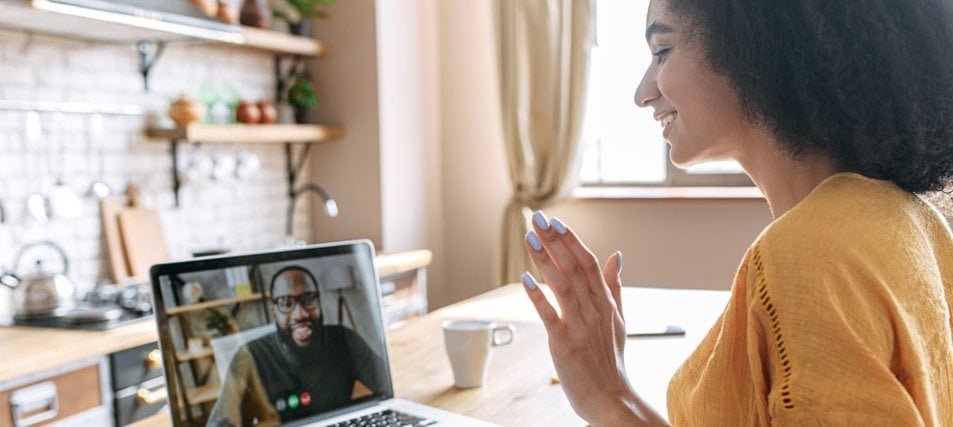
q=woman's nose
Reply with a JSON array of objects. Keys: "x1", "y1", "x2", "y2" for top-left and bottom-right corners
[{"x1": 634, "y1": 67, "x2": 659, "y2": 108}]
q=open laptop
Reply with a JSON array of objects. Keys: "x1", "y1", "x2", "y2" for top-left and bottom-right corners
[{"x1": 150, "y1": 240, "x2": 497, "y2": 427}]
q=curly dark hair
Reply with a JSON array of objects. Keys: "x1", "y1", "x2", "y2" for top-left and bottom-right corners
[{"x1": 665, "y1": 0, "x2": 953, "y2": 193}]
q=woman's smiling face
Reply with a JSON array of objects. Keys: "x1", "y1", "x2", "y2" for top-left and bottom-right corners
[{"x1": 634, "y1": 0, "x2": 751, "y2": 167}]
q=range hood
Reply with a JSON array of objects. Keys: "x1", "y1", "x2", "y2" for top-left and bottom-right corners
[{"x1": 0, "y1": 0, "x2": 243, "y2": 44}]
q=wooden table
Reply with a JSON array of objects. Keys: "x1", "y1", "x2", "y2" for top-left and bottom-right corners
[{"x1": 133, "y1": 284, "x2": 729, "y2": 426}]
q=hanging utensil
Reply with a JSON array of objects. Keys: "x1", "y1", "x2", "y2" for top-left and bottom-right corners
[
  {"x1": 86, "y1": 114, "x2": 112, "y2": 199},
  {"x1": 24, "y1": 111, "x2": 51, "y2": 225},
  {"x1": 48, "y1": 112, "x2": 83, "y2": 219}
]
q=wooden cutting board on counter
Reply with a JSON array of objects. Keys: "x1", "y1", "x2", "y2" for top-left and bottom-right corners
[
  {"x1": 117, "y1": 184, "x2": 169, "y2": 282},
  {"x1": 99, "y1": 195, "x2": 129, "y2": 283}
]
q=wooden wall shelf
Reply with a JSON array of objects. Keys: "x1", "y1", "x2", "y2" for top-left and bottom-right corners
[
  {"x1": 147, "y1": 124, "x2": 344, "y2": 144},
  {"x1": 148, "y1": 124, "x2": 346, "y2": 207},
  {"x1": 242, "y1": 26, "x2": 327, "y2": 57},
  {"x1": 0, "y1": 2, "x2": 327, "y2": 57}
]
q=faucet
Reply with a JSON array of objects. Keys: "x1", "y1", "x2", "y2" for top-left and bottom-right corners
[{"x1": 286, "y1": 183, "x2": 338, "y2": 237}]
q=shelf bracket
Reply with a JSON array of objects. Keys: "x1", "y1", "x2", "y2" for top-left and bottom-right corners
[
  {"x1": 138, "y1": 40, "x2": 167, "y2": 92},
  {"x1": 170, "y1": 139, "x2": 182, "y2": 207},
  {"x1": 275, "y1": 55, "x2": 305, "y2": 103},
  {"x1": 285, "y1": 142, "x2": 312, "y2": 198}
]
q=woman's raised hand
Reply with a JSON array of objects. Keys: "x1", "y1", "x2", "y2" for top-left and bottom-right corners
[{"x1": 521, "y1": 211, "x2": 668, "y2": 426}]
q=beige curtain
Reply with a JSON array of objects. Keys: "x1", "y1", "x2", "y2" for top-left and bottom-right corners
[
  {"x1": 495, "y1": 0, "x2": 595, "y2": 284},
  {"x1": 494, "y1": 0, "x2": 596, "y2": 285}
]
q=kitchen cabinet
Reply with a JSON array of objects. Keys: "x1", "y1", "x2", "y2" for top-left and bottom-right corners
[
  {"x1": 377, "y1": 250, "x2": 432, "y2": 327},
  {"x1": 0, "y1": 357, "x2": 111, "y2": 427},
  {"x1": 109, "y1": 342, "x2": 166, "y2": 426}
]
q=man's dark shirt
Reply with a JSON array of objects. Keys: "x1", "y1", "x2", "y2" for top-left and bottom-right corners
[{"x1": 208, "y1": 325, "x2": 389, "y2": 426}]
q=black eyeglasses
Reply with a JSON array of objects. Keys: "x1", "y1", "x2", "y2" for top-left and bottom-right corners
[{"x1": 272, "y1": 292, "x2": 320, "y2": 314}]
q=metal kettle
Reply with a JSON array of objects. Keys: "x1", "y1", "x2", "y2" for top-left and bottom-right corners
[{"x1": 0, "y1": 240, "x2": 75, "y2": 318}]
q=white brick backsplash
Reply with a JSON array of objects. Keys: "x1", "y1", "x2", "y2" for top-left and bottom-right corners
[
  {"x1": 0, "y1": 63, "x2": 37, "y2": 86},
  {"x1": 0, "y1": 29, "x2": 315, "y2": 307}
]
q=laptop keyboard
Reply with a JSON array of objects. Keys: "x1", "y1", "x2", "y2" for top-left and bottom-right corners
[{"x1": 328, "y1": 409, "x2": 437, "y2": 427}]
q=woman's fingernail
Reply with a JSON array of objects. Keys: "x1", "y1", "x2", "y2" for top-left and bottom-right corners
[
  {"x1": 526, "y1": 231, "x2": 543, "y2": 251},
  {"x1": 533, "y1": 210, "x2": 550, "y2": 230},
  {"x1": 616, "y1": 251, "x2": 623, "y2": 274},
  {"x1": 551, "y1": 217, "x2": 567, "y2": 235},
  {"x1": 521, "y1": 271, "x2": 538, "y2": 289}
]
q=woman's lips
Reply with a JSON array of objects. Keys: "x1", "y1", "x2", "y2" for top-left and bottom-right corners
[
  {"x1": 659, "y1": 111, "x2": 678, "y2": 140},
  {"x1": 659, "y1": 111, "x2": 677, "y2": 127}
]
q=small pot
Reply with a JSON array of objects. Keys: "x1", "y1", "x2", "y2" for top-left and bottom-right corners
[
  {"x1": 289, "y1": 21, "x2": 312, "y2": 37},
  {"x1": 1, "y1": 241, "x2": 76, "y2": 318},
  {"x1": 294, "y1": 107, "x2": 312, "y2": 125},
  {"x1": 236, "y1": 101, "x2": 261, "y2": 124}
]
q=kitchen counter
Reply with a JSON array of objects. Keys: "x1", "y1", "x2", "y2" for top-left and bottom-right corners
[
  {"x1": 0, "y1": 250, "x2": 432, "y2": 385},
  {"x1": 0, "y1": 319, "x2": 157, "y2": 384}
]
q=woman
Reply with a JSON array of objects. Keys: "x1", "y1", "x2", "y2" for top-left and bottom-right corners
[{"x1": 520, "y1": 0, "x2": 953, "y2": 425}]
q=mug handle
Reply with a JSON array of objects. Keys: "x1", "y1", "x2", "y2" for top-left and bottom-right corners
[{"x1": 492, "y1": 324, "x2": 516, "y2": 346}]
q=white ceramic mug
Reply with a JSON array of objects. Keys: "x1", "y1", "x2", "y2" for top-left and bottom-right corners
[{"x1": 442, "y1": 320, "x2": 516, "y2": 388}]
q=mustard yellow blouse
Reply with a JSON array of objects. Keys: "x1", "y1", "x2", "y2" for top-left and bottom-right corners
[{"x1": 668, "y1": 173, "x2": 953, "y2": 426}]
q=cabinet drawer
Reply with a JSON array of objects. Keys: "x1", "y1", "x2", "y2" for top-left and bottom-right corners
[
  {"x1": 0, "y1": 362, "x2": 104, "y2": 427},
  {"x1": 110, "y1": 342, "x2": 162, "y2": 391},
  {"x1": 114, "y1": 376, "x2": 167, "y2": 426}
]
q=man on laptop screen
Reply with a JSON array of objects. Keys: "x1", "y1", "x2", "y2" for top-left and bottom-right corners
[
  {"x1": 152, "y1": 241, "x2": 497, "y2": 427},
  {"x1": 208, "y1": 265, "x2": 388, "y2": 426}
]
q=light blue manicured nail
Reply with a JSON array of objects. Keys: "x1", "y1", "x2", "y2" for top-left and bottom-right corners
[
  {"x1": 521, "y1": 272, "x2": 537, "y2": 289},
  {"x1": 617, "y1": 252, "x2": 623, "y2": 274},
  {"x1": 551, "y1": 217, "x2": 567, "y2": 235},
  {"x1": 533, "y1": 210, "x2": 550, "y2": 230},
  {"x1": 526, "y1": 231, "x2": 543, "y2": 251}
]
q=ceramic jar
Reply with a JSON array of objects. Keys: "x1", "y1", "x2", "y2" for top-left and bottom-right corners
[
  {"x1": 257, "y1": 101, "x2": 278, "y2": 124},
  {"x1": 240, "y1": 0, "x2": 271, "y2": 28},
  {"x1": 236, "y1": 101, "x2": 261, "y2": 124},
  {"x1": 167, "y1": 94, "x2": 206, "y2": 127}
]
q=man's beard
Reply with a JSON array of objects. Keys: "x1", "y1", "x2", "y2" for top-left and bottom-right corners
[{"x1": 277, "y1": 320, "x2": 321, "y2": 357}]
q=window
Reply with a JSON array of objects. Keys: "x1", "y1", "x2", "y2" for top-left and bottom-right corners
[{"x1": 578, "y1": 0, "x2": 752, "y2": 189}]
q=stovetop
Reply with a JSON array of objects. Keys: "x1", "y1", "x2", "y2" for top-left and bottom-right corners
[
  {"x1": 8, "y1": 283, "x2": 155, "y2": 331},
  {"x1": 13, "y1": 311, "x2": 153, "y2": 331}
]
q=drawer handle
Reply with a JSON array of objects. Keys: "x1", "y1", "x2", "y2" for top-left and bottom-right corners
[
  {"x1": 146, "y1": 349, "x2": 163, "y2": 370},
  {"x1": 136, "y1": 386, "x2": 167, "y2": 405},
  {"x1": 10, "y1": 381, "x2": 59, "y2": 427}
]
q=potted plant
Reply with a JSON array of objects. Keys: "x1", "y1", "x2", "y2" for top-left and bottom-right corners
[
  {"x1": 272, "y1": 0, "x2": 337, "y2": 36},
  {"x1": 286, "y1": 75, "x2": 320, "y2": 124}
]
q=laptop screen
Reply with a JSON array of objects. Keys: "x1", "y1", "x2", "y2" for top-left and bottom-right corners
[{"x1": 150, "y1": 240, "x2": 394, "y2": 426}]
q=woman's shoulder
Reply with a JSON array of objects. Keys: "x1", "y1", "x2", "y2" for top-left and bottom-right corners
[
  {"x1": 744, "y1": 172, "x2": 953, "y2": 291},
  {"x1": 757, "y1": 172, "x2": 943, "y2": 252}
]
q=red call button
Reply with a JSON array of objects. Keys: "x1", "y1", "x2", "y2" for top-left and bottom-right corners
[{"x1": 301, "y1": 392, "x2": 312, "y2": 406}]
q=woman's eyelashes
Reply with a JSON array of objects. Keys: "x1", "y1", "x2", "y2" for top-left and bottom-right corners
[{"x1": 652, "y1": 46, "x2": 671, "y2": 64}]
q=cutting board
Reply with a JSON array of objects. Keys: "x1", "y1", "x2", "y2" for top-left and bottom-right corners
[
  {"x1": 117, "y1": 185, "x2": 169, "y2": 282},
  {"x1": 99, "y1": 195, "x2": 129, "y2": 284}
]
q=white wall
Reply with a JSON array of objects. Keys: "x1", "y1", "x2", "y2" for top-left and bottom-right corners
[
  {"x1": 308, "y1": 0, "x2": 384, "y2": 247},
  {"x1": 375, "y1": 0, "x2": 447, "y2": 304},
  {"x1": 434, "y1": 1, "x2": 512, "y2": 305}
]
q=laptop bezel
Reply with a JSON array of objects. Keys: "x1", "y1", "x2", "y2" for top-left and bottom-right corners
[{"x1": 149, "y1": 239, "x2": 397, "y2": 425}]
